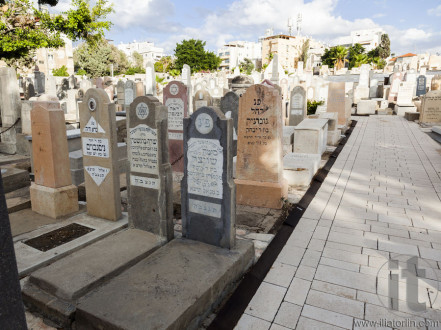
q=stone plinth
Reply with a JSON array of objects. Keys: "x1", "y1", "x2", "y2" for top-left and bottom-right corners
[
  {"x1": 293, "y1": 119, "x2": 328, "y2": 155},
  {"x1": 30, "y1": 183, "x2": 78, "y2": 219},
  {"x1": 357, "y1": 100, "x2": 377, "y2": 115}
]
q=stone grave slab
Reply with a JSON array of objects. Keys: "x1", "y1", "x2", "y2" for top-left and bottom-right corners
[
  {"x1": 283, "y1": 153, "x2": 321, "y2": 186},
  {"x1": 23, "y1": 228, "x2": 165, "y2": 328},
  {"x1": 75, "y1": 238, "x2": 254, "y2": 330}
]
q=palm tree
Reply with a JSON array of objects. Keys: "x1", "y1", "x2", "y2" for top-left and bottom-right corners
[
  {"x1": 371, "y1": 57, "x2": 386, "y2": 70},
  {"x1": 353, "y1": 53, "x2": 369, "y2": 68},
  {"x1": 330, "y1": 46, "x2": 348, "y2": 70}
]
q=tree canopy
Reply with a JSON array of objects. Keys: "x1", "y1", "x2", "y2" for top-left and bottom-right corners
[
  {"x1": 0, "y1": 0, "x2": 113, "y2": 68},
  {"x1": 174, "y1": 39, "x2": 221, "y2": 72},
  {"x1": 74, "y1": 39, "x2": 130, "y2": 77},
  {"x1": 239, "y1": 58, "x2": 254, "y2": 75}
]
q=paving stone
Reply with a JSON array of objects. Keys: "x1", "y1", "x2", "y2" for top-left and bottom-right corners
[
  {"x1": 295, "y1": 265, "x2": 316, "y2": 281},
  {"x1": 273, "y1": 302, "x2": 302, "y2": 329},
  {"x1": 311, "y1": 280, "x2": 356, "y2": 300},
  {"x1": 264, "y1": 262, "x2": 297, "y2": 288},
  {"x1": 322, "y1": 246, "x2": 369, "y2": 266},
  {"x1": 284, "y1": 277, "x2": 311, "y2": 306},
  {"x1": 235, "y1": 314, "x2": 271, "y2": 330},
  {"x1": 296, "y1": 316, "x2": 345, "y2": 330},
  {"x1": 246, "y1": 282, "x2": 286, "y2": 322},
  {"x1": 315, "y1": 264, "x2": 377, "y2": 293},
  {"x1": 306, "y1": 289, "x2": 364, "y2": 318},
  {"x1": 301, "y1": 304, "x2": 353, "y2": 329}
]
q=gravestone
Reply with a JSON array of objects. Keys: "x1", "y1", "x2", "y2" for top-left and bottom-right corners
[
  {"x1": 0, "y1": 67, "x2": 21, "y2": 154},
  {"x1": 0, "y1": 172, "x2": 27, "y2": 329},
  {"x1": 416, "y1": 75, "x2": 427, "y2": 97},
  {"x1": 136, "y1": 81, "x2": 145, "y2": 97},
  {"x1": 182, "y1": 64, "x2": 192, "y2": 113},
  {"x1": 164, "y1": 81, "x2": 188, "y2": 173},
  {"x1": 24, "y1": 78, "x2": 36, "y2": 100},
  {"x1": 235, "y1": 84, "x2": 287, "y2": 209},
  {"x1": 145, "y1": 61, "x2": 156, "y2": 96},
  {"x1": 69, "y1": 75, "x2": 78, "y2": 89},
  {"x1": 79, "y1": 89, "x2": 122, "y2": 221},
  {"x1": 46, "y1": 75, "x2": 57, "y2": 97},
  {"x1": 34, "y1": 70, "x2": 45, "y2": 95},
  {"x1": 193, "y1": 89, "x2": 213, "y2": 112},
  {"x1": 220, "y1": 91, "x2": 239, "y2": 155},
  {"x1": 96, "y1": 77, "x2": 104, "y2": 89},
  {"x1": 396, "y1": 82, "x2": 414, "y2": 106},
  {"x1": 128, "y1": 96, "x2": 173, "y2": 240},
  {"x1": 431, "y1": 75, "x2": 441, "y2": 91},
  {"x1": 30, "y1": 100, "x2": 79, "y2": 218},
  {"x1": 181, "y1": 106, "x2": 235, "y2": 249},
  {"x1": 124, "y1": 80, "x2": 135, "y2": 112},
  {"x1": 420, "y1": 91, "x2": 441, "y2": 123},
  {"x1": 116, "y1": 80, "x2": 125, "y2": 110},
  {"x1": 359, "y1": 64, "x2": 370, "y2": 88},
  {"x1": 271, "y1": 53, "x2": 280, "y2": 84},
  {"x1": 289, "y1": 86, "x2": 306, "y2": 126},
  {"x1": 388, "y1": 72, "x2": 404, "y2": 102},
  {"x1": 327, "y1": 82, "x2": 348, "y2": 126}
]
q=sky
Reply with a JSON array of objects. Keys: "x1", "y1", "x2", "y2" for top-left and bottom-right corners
[{"x1": 50, "y1": 0, "x2": 441, "y2": 56}]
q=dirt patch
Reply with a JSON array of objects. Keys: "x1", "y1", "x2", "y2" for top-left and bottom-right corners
[{"x1": 24, "y1": 223, "x2": 95, "y2": 252}]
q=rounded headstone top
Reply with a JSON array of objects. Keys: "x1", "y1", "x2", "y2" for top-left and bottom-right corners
[
  {"x1": 37, "y1": 94, "x2": 58, "y2": 102},
  {"x1": 232, "y1": 75, "x2": 253, "y2": 85}
]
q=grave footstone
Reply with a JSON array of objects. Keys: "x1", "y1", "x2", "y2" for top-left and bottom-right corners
[
  {"x1": 235, "y1": 84, "x2": 287, "y2": 209},
  {"x1": 30, "y1": 100, "x2": 79, "y2": 218},
  {"x1": 128, "y1": 96, "x2": 173, "y2": 240},
  {"x1": 145, "y1": 61, "x2": 156, "y2": 96},
  {"x1": 164, "y1": 81, "x2": 188, "y2": 173},
  {"x1": 181, "y1": 106, "x2": 235, "y2": 248},
  {"x1": 79, "y1": 89, "x2": 122, "y2": 220},
  {"x1": 289, "y1": 86, "x2": 306, "y2": 126},
  {"x1": 0, "y1": 171, "x2": 27, "y2": 329}
]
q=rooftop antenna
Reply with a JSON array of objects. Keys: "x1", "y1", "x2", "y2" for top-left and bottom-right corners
[{"x1": 297, "y1": 13, "x2": 302, "y2": 37}]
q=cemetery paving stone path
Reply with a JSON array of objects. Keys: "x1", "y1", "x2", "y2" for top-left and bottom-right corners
[{"x1": 235, "y1": 115, "x2": 441, "y2": 329}]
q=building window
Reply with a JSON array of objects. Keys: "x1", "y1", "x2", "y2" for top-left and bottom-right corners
[{"x1": 225, "y1": 52, "x2": 230, "y2": 56}]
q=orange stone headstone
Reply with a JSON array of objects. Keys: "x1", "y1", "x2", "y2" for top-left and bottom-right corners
[{"x1": 235, "y1": 84, "x2": 287, "y2": 209}]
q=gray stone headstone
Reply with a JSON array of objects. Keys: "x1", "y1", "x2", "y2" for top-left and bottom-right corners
[
  {"x1": 128, "y1": 96, "x2": 173, "y2": 240},
  {"x1": 24, "y1": 78, "x2": 36, "y2": 100},
  {"x1": 181, "y1": 107, "x2": 235, "y2": 249},
  {"x1": 124, "y1": 80, "x2": 135, "y2": 111},
  {"x1": 289, "y1": 86, "x2": 306, "y2": 126},
  {"x1": 69, "y1": 75, "x2": 78, "y2": 89},
  {"x1": 34, "y1": 71, "x2": 45, "y2": 95},
  {"x1": 416, "y1": 75, "x2": 427, "y2": 97},
  {"x1": 0, "y1": 172, "x2": 27, "y2": 329},
  {"x1": 45, "y1": 75, "x2": 57, "y2": 97},
  {"x1": 0, "y1": 67, "x2": 21, "y2": 154},
  {"x1": 220, "y1": 91, "x2": 239, "y2": 156}
]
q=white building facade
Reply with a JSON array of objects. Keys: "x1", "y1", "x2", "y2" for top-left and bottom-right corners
[
  {"x1": 335, "y1": 28, "x2": 385, "y2": 52},
  {"x1": 117, "y1": 41, "x2": 164, "y2": 66},
  {"x1": 217, "y1": 41, "x2": 262, "y2": 70}
]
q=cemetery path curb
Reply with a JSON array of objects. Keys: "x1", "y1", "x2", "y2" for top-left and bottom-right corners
[{"x1": 207, "y1": 120, "x2": 358, "y2": 330}]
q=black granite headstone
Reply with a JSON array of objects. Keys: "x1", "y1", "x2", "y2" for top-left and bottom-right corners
[
  {"x1": 0, "y1": 172, "x2": 27, "y2": 329},
  {"x1": 416, "y1": 75, "x2": 427, "y2": 97},
  {"x1": 181, "y1": 107, "x2": 235, "y2": 249}
]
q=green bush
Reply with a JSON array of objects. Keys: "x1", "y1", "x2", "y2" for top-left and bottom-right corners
[
  {"x1": 307, "y1": 100, "x2": 324, "y2": 115},
  {"x1": 52, "y1": 65, "x2": 69, "y2": 77},
  {"x1": 76, "y1": 68, "x2": 87, "y2": 76},
  {"x1": 125, "y1": 67, "x2": 145, "y2": 75}
]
